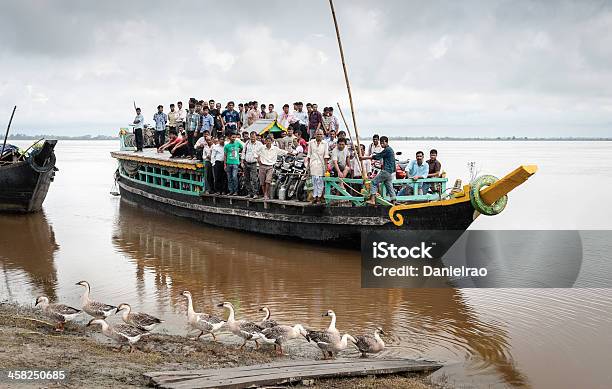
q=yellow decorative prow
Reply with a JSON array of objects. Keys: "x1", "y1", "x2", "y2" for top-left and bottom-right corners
[{"x1": 388, "y1": 165, "x2": 538, "y2": 226}]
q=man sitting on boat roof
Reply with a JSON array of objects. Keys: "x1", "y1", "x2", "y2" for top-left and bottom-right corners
[{"x1": 157, "y1": 130, "x2": 189, "y2": 159}]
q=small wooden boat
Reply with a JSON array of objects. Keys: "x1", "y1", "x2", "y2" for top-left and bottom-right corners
[
  {"x1": 110, "y1": 136, "x2": 536, "y2": 244},
  {"x1": 0, "y1": 139, "x2": 57, "y2": 213}
]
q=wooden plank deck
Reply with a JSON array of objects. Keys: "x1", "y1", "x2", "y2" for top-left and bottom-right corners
[
  {"x1": 200, "y1": 193, "x2": 316, "y2": 208},
  {"x1": 144, "y1": 358, "x2": 442, "y2": 389}
]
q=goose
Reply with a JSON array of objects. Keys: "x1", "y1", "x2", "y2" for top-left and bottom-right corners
[
  {"x1": 181, "y1": 291, "x2": 225, "y2": 341},
  {"x1": 260, "y1": 324, "x2": 308, "y2": 355},
  {"x1": 258, "y1": 306, "x2": 278, "y2": 329},
  {"x1": 305, "y1": 309, "x2": 340, "y2": 344},
  {"x1": 87, "y1": 318, "x2": 149, "y2": 353},
  {"x1": 116, "y1": 303, "x2": 163, "y2": 332},
  {"x1": 34, "y1": 296, "x2": 81, "y2": 332},
  {"x1": 309, "y1": 332, "x2": 357, "y2": 360},
  {"x1": 217, "y1": 301, "x2": 264, "y2": 350},
  {"x1": 354, "y1": 327, "x2": 386, "y2": 357},
  {"x1": 76, "y1": 281, "x2": 116, "y2": 319}
]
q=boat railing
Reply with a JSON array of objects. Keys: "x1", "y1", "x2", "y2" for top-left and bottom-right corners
[
  {"x1": 324, "y1": 176, "x2": 448, "y2": 205},
  {"x1": 117, "y1": 161, "x2": 204, "y2": 195}
]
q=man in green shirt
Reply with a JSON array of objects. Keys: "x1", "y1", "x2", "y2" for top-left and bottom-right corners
[{"x1": 224, "y1": 133, "x2": 244, "y2": 195}]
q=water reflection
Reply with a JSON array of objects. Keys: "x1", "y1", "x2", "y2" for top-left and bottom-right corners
[
  {"x1": 0, "y1": 212, "x2": 59, "y2": 300},
  {"x1": 112, "y1": 201, "x2": 528, "y2": 387}
]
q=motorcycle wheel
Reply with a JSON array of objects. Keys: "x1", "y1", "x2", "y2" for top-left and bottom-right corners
[
  {"x1": 286, "y1": 178, "x2": 297, "y2": 199},
  {"x1": 296, "y1": 180, "x2": 306, "y2": 202}
]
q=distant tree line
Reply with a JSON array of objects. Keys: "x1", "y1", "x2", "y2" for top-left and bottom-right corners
[
  {"x1": 8, "y1": 133, "x2": 118, "y2": 140},
  {"x1": 362, "y1": 136, "x2": 612, "y2": 141}
]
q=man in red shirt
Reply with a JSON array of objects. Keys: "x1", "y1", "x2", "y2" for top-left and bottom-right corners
[{"x1": 158, "y1": 131, "x2": 189, "y2": 158}]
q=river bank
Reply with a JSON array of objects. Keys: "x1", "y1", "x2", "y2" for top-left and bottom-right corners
[{"x1": 0, "y1": 302, "x2": 439, "y2": 388}]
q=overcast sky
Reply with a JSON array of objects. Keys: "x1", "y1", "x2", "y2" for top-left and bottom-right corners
[{"x1": 1, "y1": 0, "x2": 611, "y2": 137}]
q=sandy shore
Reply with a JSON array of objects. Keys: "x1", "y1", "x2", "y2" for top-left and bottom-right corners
[{"x1": 0, "y1": 302, "x2": 439, "y2": 388}]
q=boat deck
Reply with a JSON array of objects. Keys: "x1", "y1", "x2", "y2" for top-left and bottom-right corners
[
  {"x1": 144, "y1": 358, "x2": 443, "y2": 389},
  {"x1": 201, "y1": 192, "x2": 353, "y2": 209},
  {"x1": 110, "y1": 148, "x2": 203, "y2": 170}
]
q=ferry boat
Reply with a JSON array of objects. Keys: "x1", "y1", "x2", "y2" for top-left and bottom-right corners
[
  {"x1": 111, "y1": 131, "x2": 536, "y2": 244},
  {"x1": 0, "y1": 139, "x2": 58, "y2": 213}
]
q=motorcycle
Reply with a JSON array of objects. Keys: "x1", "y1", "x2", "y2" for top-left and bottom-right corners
[
  {"x1": 286, "y1": 155, "x2": 308, "y2": 201},
  {"x1": 269, "y1": 155, "x2": 287, "y2": 199},
  {"x1": 274, "y1": 154, "x2": 296, "y2": 200}
]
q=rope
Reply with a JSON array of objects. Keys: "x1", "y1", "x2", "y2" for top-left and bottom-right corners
[
  {"x1": 27, "y1": 152, "x2": 55, "y2": 173},
  {"x1": 121, "y1": 160, "x2": 140, "y2": 176}
]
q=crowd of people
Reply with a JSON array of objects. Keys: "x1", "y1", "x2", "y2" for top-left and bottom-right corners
[{"x1": 132, "y1": 99, "x2": 443, "y2": 205}]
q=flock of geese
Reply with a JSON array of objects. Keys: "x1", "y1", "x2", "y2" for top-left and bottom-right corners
[{"x1": 33, "y1": 281, "x2": 386, "y2": 358}]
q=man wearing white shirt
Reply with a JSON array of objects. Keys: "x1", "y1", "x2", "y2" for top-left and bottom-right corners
[
  {"x1": 293, "y1": 102, "x2": 308, "y2": 140},
  {"x1": 278, "y1": 104, "x2": 295, "y2": 129},
  {"x1": 194, "y1": 135, "x2": 214, "y2": 193},
  {"x1": 241, "y1": 131, "x2": 264, "y2": 198},
  {"x1": 211, "y1": 136, "x2": 227, "y2": 194},
  {"x1": 305, "y1": 129, "x2": 329, "y2": 203},
  {"x1": 367, "y1": 134, "x2": 383, "y2": 155},
  {"x1": 176, "y1": 101, "x2": 187, "y2": 130},
  {"x1": 257, "y1": 135, "x2": 288, "y2": 200},
  {"x1": 133, "y1": 107, "x2": 144, "y2": 152}
]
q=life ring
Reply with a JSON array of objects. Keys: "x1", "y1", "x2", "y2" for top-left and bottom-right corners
[{"x1": 470, "y1": 175, "x2": 507, "y2": 216}]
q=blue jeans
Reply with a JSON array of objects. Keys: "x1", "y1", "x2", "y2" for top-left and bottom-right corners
[
  {"x1": 226, "y1": 164, "x2": 239, "y2": 193},
  {"x1": 370, "y1": 170, "x2": 395, "y2": 200}
]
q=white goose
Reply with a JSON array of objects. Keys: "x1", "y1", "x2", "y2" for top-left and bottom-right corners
[
  {"x1": 354, "y1": 327, "x2": 386, "y2": 357},
  {"x1": 76, "y1": 281, "x2": 116, "y2": 319},
  {"x1": 35, "y1": 296, "x2": 81, "y2": 332},
  {"x1": 260, "y1": 324, "x2": 308, "y2": 355},
  {"x1": 258, "y1": 306, "x2": 278, "y2": 329},
  {"x1": 116, "y1": 303, "x2": 163, "y2": 332},
  {"x1": 87, "y1": 318, "x2": 149, "y2": 353},
  {"x1": 217, "y1": 301, "x2": 264, "y2": 350},
  {"x1": 181, "y1": 291, "x2": 225, "y2": 341}
]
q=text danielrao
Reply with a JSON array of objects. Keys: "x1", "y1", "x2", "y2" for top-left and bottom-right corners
[{"x1": 370, "y1": 241, "x2": 487, "y2": 278}]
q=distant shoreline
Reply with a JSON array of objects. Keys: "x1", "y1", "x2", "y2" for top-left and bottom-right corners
[
  {"x1": 8, "y1": 134, "x2": 118, "y2": 141},
  {"x1": 7, "y1": 134, "x2": 611, "y2": 141},
  {"x1": 385, "y1": 137, "x2": 612, "y2": 141}
]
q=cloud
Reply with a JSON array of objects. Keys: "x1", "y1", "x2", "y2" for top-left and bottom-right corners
[
  {"x1": 0, "y1": 0, "x2": 611, "y2": 137},
  {"x1": 198, "y1": 43, "x2": 236, "y2": 72},
  {"x1": 429, "y1": 35, "x2": 452, "y2": 59}
]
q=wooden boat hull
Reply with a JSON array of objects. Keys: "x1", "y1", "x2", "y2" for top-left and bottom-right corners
[
  {"x1": 0, "y1": 140, "x2": 57, "y2": 213},
  {"x1": 117, "y1": 175, "x2": 476, "y2": 244}
]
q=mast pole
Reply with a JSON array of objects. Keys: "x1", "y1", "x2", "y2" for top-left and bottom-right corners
[
  {"x1": 2, "y1": 106, "x2": 17, "y2": 155},
  {"x1": 336, "y1": 102, "x2": 362, "y2": 177},
  {"x1": 328, "y1": 0, "x2": 367, "y2": 183}
]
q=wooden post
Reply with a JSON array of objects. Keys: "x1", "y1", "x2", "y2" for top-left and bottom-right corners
[
  {"x1": 329, "y1": 0, "x2": 366, "y2": 185},
  {"x1": 2, "y1": 106, "x2": 17, "y2": 155}
]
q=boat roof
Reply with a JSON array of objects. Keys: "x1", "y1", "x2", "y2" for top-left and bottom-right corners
[{"x1": 110, "y1": 149, "x2": 203, "y2": 170}]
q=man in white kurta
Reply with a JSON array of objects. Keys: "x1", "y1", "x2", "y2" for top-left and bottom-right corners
[{"x1": 305, "y1": 129, "x2": 329, "y2": 203}]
